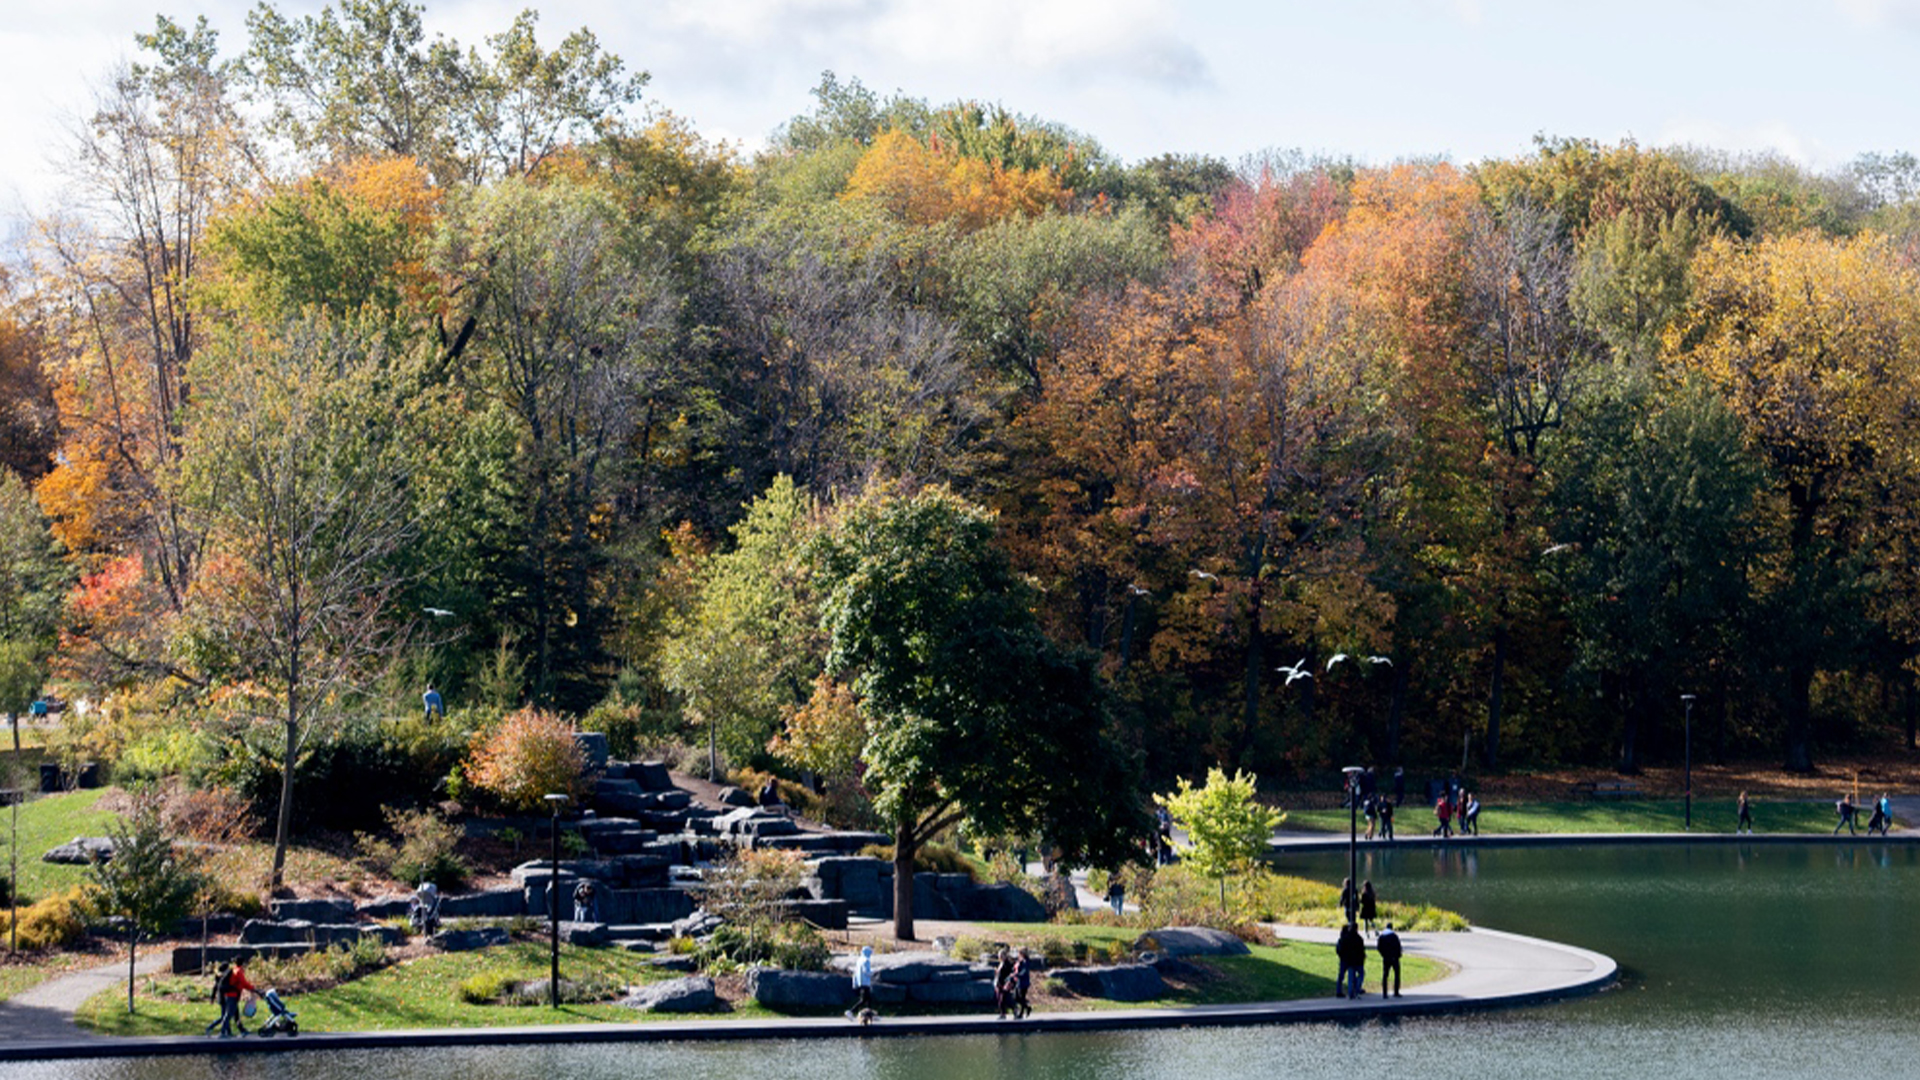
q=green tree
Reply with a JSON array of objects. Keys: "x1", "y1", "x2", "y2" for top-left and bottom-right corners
[
  {"x1": 815, "y1": 485, "x2": 1145, "y2": 940},
  {"x1": 660, "y1": 477, "x2": 825, "y2": 776},
  {"x1": 88, "y1": 797, "x2": 207, "y2": 1014},
  {"x1": 1155, "y1": 768, "x2": 1282, "y2": 913}
]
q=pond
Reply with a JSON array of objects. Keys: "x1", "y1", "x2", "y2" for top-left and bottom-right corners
[{"x1": 5, "y1": 841, "x2": 1916, "y2": 1080}]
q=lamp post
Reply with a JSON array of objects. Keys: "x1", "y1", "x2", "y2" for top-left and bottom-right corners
[
  {"x1": 544, "y1": 792, "x2": 569, "y2": 1008},
  {"x1": 1680, "y1": 695, "x2": 1696, "y2": 831},
  {"x1": 1341, "y1": 766, "x2": 1363, "y2": 924}
]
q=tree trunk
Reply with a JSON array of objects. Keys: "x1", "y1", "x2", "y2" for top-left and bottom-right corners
[
  {"x1": 891, "y1": 814, "x2": 916, "y2": 942},
  {"x1": 1484, "y1": 622, "x2": 1506, "y2": 771},
  {"x1": 126, "y1": 919, "x2": 137, "y2": 1014},
  {"x1": 1784, "y1": 661, "x2": 1815, "y2": 773},
  {"x1": 1385, "y1": 654, "x2": 1409, "y2": 765},
  {"x1": 271, "y1": 717, "x2": 297, "y2": 888}
]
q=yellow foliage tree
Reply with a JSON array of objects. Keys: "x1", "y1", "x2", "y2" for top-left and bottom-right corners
[{"x1": 466, "y1": 707, "x2": 592, "y2": 811}]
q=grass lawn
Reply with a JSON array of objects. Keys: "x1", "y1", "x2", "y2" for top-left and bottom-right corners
[
  {"x1": 971, "y1": 922, "x2": 1445, "y2": 1005},
  {"x1": 75, "y1": 941, "x2": 782, "y2": 1036},
  {"x1": 0, "y1": 962, "x2": 53, "y2": 1000},
  {"x1": 1282, "y1": 799, "x2": 1846, "y2": 836},
  {"x1": 4, "y1": 787, "x2": 117, "y2": 904}
]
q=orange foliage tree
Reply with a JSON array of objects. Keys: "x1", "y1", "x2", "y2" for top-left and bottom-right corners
[{"x1": 466, "y1": 707, "x2": 593, "y2": 811}]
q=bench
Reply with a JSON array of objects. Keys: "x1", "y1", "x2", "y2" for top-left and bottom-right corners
[{"x1": 1570, "y1": 779, "x2": 1641, "y2": 800}]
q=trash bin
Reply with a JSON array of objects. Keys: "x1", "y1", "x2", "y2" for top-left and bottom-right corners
[{"x1": 39, "y1": 763, "x2": 62, "y2": 793}]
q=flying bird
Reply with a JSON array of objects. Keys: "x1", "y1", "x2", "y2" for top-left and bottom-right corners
[
  {"x1": 1366, "y1": 655, "x2": 1393, "y2": 667},
  {"x1": 1542, "y1": 543, "x2": 1576, "y2": 557},
  {"x1": 1128, "y1": 583, "x2": 1150, "y2": 596},
  {"x1": 1275, "y1": 659, "x2": 1313, "y2": 685},
  {"x1": 1190, "y1": 569, "x2": 1217, "y2": 581},
  {"x1": 423, "y1": 607, "x2": 455, "y2": 618},
  {"x1": 1326, "y1": 653, "x2": 1351, "y2": 672}
]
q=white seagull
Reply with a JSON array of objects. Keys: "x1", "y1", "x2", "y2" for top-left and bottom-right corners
[
  {"x1": 1326, "y1": 653, "x2": 1351, "y2": 672},
  {"x1": 1275, "y1": 659, "x2": 1313, "y2": 685},
  {"x1": 1366, "y1": 655, "x2": 1393, "y2": 667},
  {"x1": 1128, "y1": 583, "x2": 1150, "y2": 596},
  {"x1": 1542, "y1": 543, "x2": 1575, "y2": 557},
  {"x1": 1190, "y1": 569, "x2": 1217, "y2": 581},
  {"x1": 423, "y1": 607, "x2": 455, "y2": 618}
]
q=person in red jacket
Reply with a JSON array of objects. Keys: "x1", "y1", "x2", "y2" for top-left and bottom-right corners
[{"x1": 208, "y1": 960, "x2": 259, "y2": 1038}]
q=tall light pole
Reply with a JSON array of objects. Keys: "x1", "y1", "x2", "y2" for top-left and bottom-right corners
[
  {"x1": 1680, "y1": 695, "x2": 1696, "y2": 831},
  {"x1": 1342, "y1": 766, "x2": 1363, "y2": 924},
  {"x1": 544, "y1": 792, "x2": 569, "y2": 1007}
]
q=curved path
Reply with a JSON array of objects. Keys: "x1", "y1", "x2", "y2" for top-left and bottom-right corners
[{"x1": 0, "y1": 925, "x2": 1613, "y2": 1063}]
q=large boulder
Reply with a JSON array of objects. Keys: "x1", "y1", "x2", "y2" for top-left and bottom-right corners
[
  {"x1": 440, "y1": 887, "x2": 527, "y2": 918},
  {"x1": 41, "y1": 837, "x2": 113, "y2": 865},
  {"x1": 907, "y1": 979, "x2": 996, "y2": 1005},
  {"x1": 673, "y1": 909, "x2": 724, "y2": 938},
  {"x1": 431, "y1": 926, "x2": 512, "y2": 952},
  {"x1": 240, "y1": 920, "x2": 403, "y2": 947},
  {"x1": 269, "y1": 898, "x2": 357, "y2": 923},
  {"x1": 627, "y1": 761, "x2": 672, "y2": 792},
  {"x1": 1051, "y1": 963, "x2": 1167, "y2": 1002},
  {"x1": 170, "y1": 943, "x2": 315, "y2": 975},
  {"x1": 600, "y1": 887, "x2": 696, "y2": 924},
  {"x1": 747, "y1": 967, "x2": 853, "y2": 1011},
  {"x1": 828, "y1": 950, "x2": 973, "y2": 985},
  {"x1": 557, "y1": 921, "x2": 608, "y2": 947},
  {"x1": 621, "y1": 976, "x2": 716, "y2": 1013},
  {"x1": 573, "y1": 732, "x2": 610, "y2": 773},
  {"x1": 1134, "y1": 926, "x2": 1250, "y2": 958},
  {"x1": 953, "y1": 883, "x2": 1049, "y2": 923},
  {"x1": 357, "y1": 894, "x2": 413, "y2": 920},
  {"x1": 716, "y1": 786, "x2": 756, "y2": 808}
]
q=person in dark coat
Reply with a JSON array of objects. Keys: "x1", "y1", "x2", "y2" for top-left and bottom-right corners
[
  {"x1": 1358, "y1": 880, "x2": 1379, "y2": 934},
  {"x1": 1335, "y1": 922, "x2": 1367, "y2": 998},
  {"x1": 1377, "y1": 923, "x2": 1404, "y2": 997},
  {"x1": 994, "y1": 949, "x2": 1017, "y2": 1018},
  {"x1": 1379, "y1": 798, "x2": 1396, "y2": 840}
]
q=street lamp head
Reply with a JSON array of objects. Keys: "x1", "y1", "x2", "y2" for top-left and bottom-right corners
[
  {"x1": 1342, "y1": 766, "x2": 1364, "y2": 777},
  {"x1": 543, "y1": 793, "x2": 570, "y2": 811},
  {"x1": 1680, "y1": 694, "x2": 1697, "y2": 702}
]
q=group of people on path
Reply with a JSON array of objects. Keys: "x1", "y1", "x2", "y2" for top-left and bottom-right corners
[
  {"x1": 1834, "y1": 791, "x2": 1895, "y2": 836},
  {"x1": 844, "y1": 943, "x2": 1033, "y2": 1022},
  {"x1": 1347, "y1": 767, "x2": 1480, "y2": 841},
  {"x1": 1335, "y1": 920, "x2": 1403, "y2": 999},
  {"x1": 203, "y1": 961, "x2": 258, "y2": 1038}
]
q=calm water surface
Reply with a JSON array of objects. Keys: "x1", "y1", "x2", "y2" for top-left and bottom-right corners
[{"x1": 6, "y1": 842, "x2": 1915, "y2": 1080}]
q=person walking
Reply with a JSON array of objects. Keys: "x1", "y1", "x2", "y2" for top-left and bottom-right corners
[
  {"x1": 994, "y1": 949, "x2": 1017, "y2": 1019},
  {"x1": 1462, "y1": 791, "x2": 1481, "y2": 836},
  {"x1": 1335, "y1": 922, "x2": 1367, "y2": 998},
  {"x1": 1012, "y1": 949, "x2": 1033, "y2": 1018},
  {"x1": 1106, "y1": 876, "x2": 1126, "y2": 917},
  {"x1": 1339, "y1": 876, "x2": 1356, "y2": 919},
  {"x1": 1736, "y1": 791, "x2": 1754, "y2": 835},
  {"x1": 210, "y1": 960, "x2": 258, "y2": 1037},
  {"x1": 1359, "y1": 880, "x2": 1379, "y2": 935},
  {"x1": 1363, "y1": 795, "x2": 1379, "y2": 841},
  {"x1": 1379, "y1": 798, "x2": 1395, "y2": 841},
  {"x1": 1377, "y1": 923, "x2": 1404, "y2": 998},
  {"x1": 1835, "y1": 793, "x2": 1858, "y2": 836},
  {"x1": 1433, "y1": 793, "x2": 1453, "y2": 839},
  {"x1": 1877, "y1": 792, "x2": 1893, "y2": 835},
  {"x1": 422, "y1": 684, "x2": 444, "y2": 720},
  {"x1": 847, "y1": 945, "x2": 876, "y2": 1020},
  {"x1": 204, "y1": 964, "x2": 233, "y2": 1037}
]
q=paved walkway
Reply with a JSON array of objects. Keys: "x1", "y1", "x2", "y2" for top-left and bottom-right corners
[
  {"x1": 0, "y1": 925, "x2": 1613, "y2": 1062},
  {"x1": 0, "y1": 951, "x2": 169, "y2": 1044}
]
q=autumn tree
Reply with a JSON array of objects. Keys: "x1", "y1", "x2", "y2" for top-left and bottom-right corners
[
  {"x1": 174, "y1": 314, "x2": 420, "y2": 885},
  {"x1": 1671, "y1": 232, "x2": 1920, "y2": 770}
]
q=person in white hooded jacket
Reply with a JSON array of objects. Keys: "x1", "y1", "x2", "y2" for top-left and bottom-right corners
[{"x1": 847, "y1": 945, "x2": 875, "y2": 1018}]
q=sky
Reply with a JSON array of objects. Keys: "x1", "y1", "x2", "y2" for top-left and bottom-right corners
[{"x1": 5, "y1": 0, "x2": 1920, "y2": 223}]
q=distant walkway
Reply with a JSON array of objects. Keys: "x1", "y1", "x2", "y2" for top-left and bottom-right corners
[
  {"x1": 1268, "y1": 822, "x2": 1920, "y2": 856},
  {"x1": 0, "y1": 952, "x2": 168, "y2": 1044},
  {"x1": 0, "y1": 925, "x2": 1613, "y2": 1063}
]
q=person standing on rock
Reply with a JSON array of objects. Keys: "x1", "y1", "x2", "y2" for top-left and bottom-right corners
[
  {"x1": 1335, "y1": 922, "x2": 1367, "y2": 998},
  {"x1": 1377, "y1": 923, "x2": 1403, "y2": 997}
]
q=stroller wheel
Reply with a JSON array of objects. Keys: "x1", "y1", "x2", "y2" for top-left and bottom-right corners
[{"x1": 286, "y1": 1023, "x2": 298, "y2": 1037}]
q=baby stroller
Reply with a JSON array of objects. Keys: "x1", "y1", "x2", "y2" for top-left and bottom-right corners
[
  {"x1": 255, "y1": 989, "x2": 299, "y2": 1037},
  {"x1": 409, "y1": 883, "x2": 441, "y2": 937}
]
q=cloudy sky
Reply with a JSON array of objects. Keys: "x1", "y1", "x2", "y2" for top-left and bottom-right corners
[{"x1": 5, "y1": 0, "x2": 1920, "y2": 221}]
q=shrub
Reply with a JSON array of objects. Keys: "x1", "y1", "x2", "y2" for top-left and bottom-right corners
[
  {"x1": 502, "y1": 974, "x2": 620, "y2": 1006},
  {"x1": 161, "y1": 782, "x2": 257, "y2": 846},
  {"x1": 356, "y1": 806, "x2": 469, "y2": 888},
  {"x1": 465, "y1": 708, "x2": 592, "y2": 811},
  {"x1": 0, "y1": 888, "x2": 93, "y2": 950},
  {"x1": 248, "y1": 940, "x2": 388, "y2": 992},
  {"x1": 770, "y1": 922, "x2": 830, "y2": 971},
  {"x1": 459, "y1": 970, "x2": 511, "y2": 1004},
  {"x1": 728, "y1": 767, "x2": 823, "y2": 821},
  {"x1": 856, "y1": 842, "x2": 976, "y2": 879}
]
